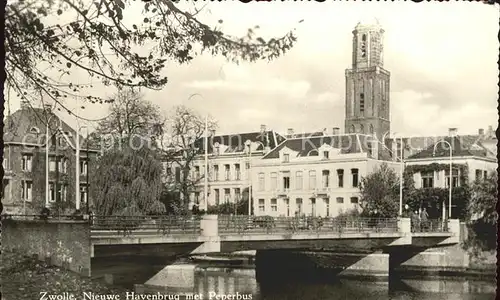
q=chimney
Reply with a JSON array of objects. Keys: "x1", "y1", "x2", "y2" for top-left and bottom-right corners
[
  {"x1": 478, "y1": 128, "x2": 484, "y2": 135},
  {"x1": 448, "y1": 128, "x2": 458, "y2": 137},
  {"x1": 487, "y1": 125, "x2": 494, "y2": 138},
  {"x1": 322, "y1": 128, "x2": 327, "y2": 136},
  {"x1": 287, "y1": 128, "x2": 294, "y2": 137},
  {"x1": 20, "y1": 100, "x2": 30, "y2": 110},
  {"x1": 332, "y1": 127, "x2": 340, "y2": 135},
  {"x1": 260, "y1": 124, "x2": 266, "y2": 133}
]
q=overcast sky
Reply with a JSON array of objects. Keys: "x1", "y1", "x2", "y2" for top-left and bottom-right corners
[{"x1": 6, "y1": 1, "x2": 499, "y2": 137}]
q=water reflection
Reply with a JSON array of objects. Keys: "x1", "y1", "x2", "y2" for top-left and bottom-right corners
[{"x1": 159, "y1": 267, "x2": 495, "y2": 300}]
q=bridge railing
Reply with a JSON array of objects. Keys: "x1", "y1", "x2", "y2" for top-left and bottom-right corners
[
  {"x1": 0, "y1": 214, "x2": 83, "y2": 221},
  {"x1": 218, "y1": 215, "x2": 399, "y2": 235},
  {"x1": 411, "y1": 219, "x2": 449, "y2": 233},
  {"x1": 90, "y1": 215, "x2": 201, "y2": 235}
]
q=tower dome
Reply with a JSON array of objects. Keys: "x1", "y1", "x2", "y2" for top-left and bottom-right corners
[{"x1": 354, "y1": 17, "x2": 382, "y2": 31}]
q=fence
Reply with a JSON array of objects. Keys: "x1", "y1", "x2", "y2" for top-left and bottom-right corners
[
  {"x1": 90, "y1": 215, "x2": 201, "y2": 235},
  {"x1": 411, "y1": 218, "x2": 449, "y2": 233},
  {"x1": 218, "y1": 215, "x2": 399, "y2": 235}
]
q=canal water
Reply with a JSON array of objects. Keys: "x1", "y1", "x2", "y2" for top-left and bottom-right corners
[{"x1": 92, "y1": 257, "x2": 496, "y2": 299}]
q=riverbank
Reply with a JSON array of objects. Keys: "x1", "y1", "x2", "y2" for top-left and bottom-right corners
[{"x1": 1, "y1": 250, "x2": 131, "y2": 300}]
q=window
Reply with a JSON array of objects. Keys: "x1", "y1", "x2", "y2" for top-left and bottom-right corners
[
  {"x1": 336, "y1": 197, "x2": 344, "y2": 204},
  {"x1": 213, "y1": 165, "x2": 219, "y2": 181},
  {"x1": 324, "y1": 198, "x2": 330, "y2": 216},
  {"x1": 235, "y1": 164, "x2": 241, "y2": 180},
  {"x1": 350, "y1": 197, "x2": 359, "y2": 204},
  {"x1": 350, "y1": 125, "x2": 355, "y2": 133},
  {"x1": 445, "y1": 169, "x2": 459, "y2": 188},
  {"x1": 351, "y1": 168, "x2": 359, "y2": 187},
  {"x1": 80, "y1": 185, "x2": 88, "y2": 204},
  {"x1": 360, "y1": 93, "x2": 365, "y2": 113},
  {"x1": 3, "y1": 157, "x2": 8, "y2": 170},
  {"x1": 22, "y1": 154, "x2": 32, "y2": 172},
  {"x1": 283, "y1": 154, "x2": 290, "y2": 163},
  {"x1": 322, "y1": 170, "x2": 330, "y2": 188},
  {"x1": 360, "y1": 34, "x2": 367, "y2": 57},
  {"x1": 323, "y1": 151, "x2": 329, "y2": 159},
  {"x1": 49, "y1": 157, "x2": 57, "y2": 172},
  {"x1": 215, "y1": 189, "x2": 220, "y2": 205},
  {"x1": 80, "y1": 159, "x2": 88, "y2": 175},
  {"x1": 58, "y1": 136, "x2": 65, "y2": 147},
  {"x1": 271, "y1": 198, "x2": 277, "y2": 212},
  {"x1": 483, "y1": 170, "x2": 488, "y2": 179},
  {"x1": 258, "y1": 173, "x2": 265, "y2": 191},
  {"x1": 30, "y1": 127, "x2": 40, "y2": 134},
  {"x1": 224, "y1": 188, "x2": 230, "y2": 203},
  {"x1": 296, "y1": 198, "x2": 303, "y2": 214},
  {"x1": 475, "y1": 170, "x2": 482, "y2": 181},
  {"x1": 58, "y1": 184, "x2": 68, "y2": 202},
  {"x1": 21, "y1": 180, "x2": 33, "y2": 202},
  {"x1": 49, "y1": 182, "x2": 56, "y2": 202},
  {"x1": 270, "y1": 172, "x2": 278, "y2": 190},
  {"x1": 194, "y1": 166, "x2": 200, "y2": 180},
  {"x1": 194, "y1": 192, "x2": 200, "y2": 204},
  {"x1": 369, "y1": 124, "x2": 374, "y2": 134},
  {"x1": 295, "y1": 171, "x2": 303, "y2": 190},
  {"x1": 235, "y1": 188, "x2": 241, "y2": 202},
  {"x1": 175, "y1": 167, "x2": 181, "y2": 182},
  {"x1": 224, "y1": 165, "x2": 230, "y2": 181},
  {"x1": 59, "y1": 158, "x2": 68, "y2": 173},
  {"x1": 421, "y1": 171, "x2": 434, "y2": 188},
  {"x1": 283, "y1": 171, "x2": 290, "y2": 191},
  {"x1": 310, "y1": 198, "x2": 316, "y2": 216},
  {"x1": 309, "y1": 170, "x2": 316, "y2": 190},
  {"x1": 337, "y1": 169, "x2": 344, "y2": 188},
  {"x1": 258, "y1": 199, "x2": 265, "y2": 212}
]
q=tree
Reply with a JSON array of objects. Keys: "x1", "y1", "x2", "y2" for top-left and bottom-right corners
[
  {"x1": 90, "y1": 145, "x2": 166, "y2": 216},
  {"x1": 463, "y1": 171, "x2": 498, "y2": 254},
  {"x1": 358, "y1": 163, "x2": 400, "y2": 218},
  {"x1": 162, "y1": 105, "x2": 217, "y2": 210},
  {"x1": 97, "y1": 88, "x2": 164, "y2": 137},
  {"x1": 5, "y1": 0, "x2": 298, "y2": 111}
]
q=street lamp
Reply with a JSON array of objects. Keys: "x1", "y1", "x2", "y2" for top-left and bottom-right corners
[
  {"x1": 432, "y1": 140, "x2": 452, "y2": 220},
  {"x1": 245, "y1": 140, "x2": 252, "y2": 216},
  {"x1": 390, "y1": 133, "x2": 405, "y2": 216}
]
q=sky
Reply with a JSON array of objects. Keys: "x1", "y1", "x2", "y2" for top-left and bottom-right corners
[{"x1": 5, "y1": 1, "x2": 499, "y2": 137}]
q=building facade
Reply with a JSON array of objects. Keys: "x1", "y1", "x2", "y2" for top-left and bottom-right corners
[
  {"x1": 2, "y1": 101, "x2": 99, "y2": 214},
  {"x1": 251, "y1": 133, "x2": 398, "y2": 217}
]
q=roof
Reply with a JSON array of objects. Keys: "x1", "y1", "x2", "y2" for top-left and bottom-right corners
[
  {"x1": 3, "y1": 107, "x2": 98, "y2": 151},
  {"x1": 262, "y1": 133, "x2": 393, "y2": 160},
  {"x1": 191, "y1": 130, "x2": 286, "y2": 155},
  {"x1": 283, "y1": 131, "x2": 325, "y2": 139},
  {"x1": 406, "y1": 135, "x2": 496, "y2": 160}
]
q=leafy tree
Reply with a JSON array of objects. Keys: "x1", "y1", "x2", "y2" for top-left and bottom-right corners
[
  {"x1": 358, "y1": 163, "x2": 400, "y2": 218},
  {"x1": 90, "y1": 145, "x2": 165, "y2": 216},
  {"x1": 463, "y1": 171, "x2": 498, "y2": 254},
  {"x1": 6, "y1": 0, "x2": 298, "y2": 111},
  {"x1": 162, "y1": 105, "x2": 218, "y2": 210}
]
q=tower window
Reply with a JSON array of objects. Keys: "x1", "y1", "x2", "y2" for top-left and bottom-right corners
[
  {"x1": 361, "y1": 34, "x2": 367, "y2": 58},
  {"x1": 360, "y1": 93, "x2": 365, "y2": 113},
  {"x1": 359, "y1": 124, "x2": 364, "y2": 134}
]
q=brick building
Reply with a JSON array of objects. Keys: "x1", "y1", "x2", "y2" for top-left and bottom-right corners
[{"x1": 2, "y1": 101, "x2": 99, "y2": 214}]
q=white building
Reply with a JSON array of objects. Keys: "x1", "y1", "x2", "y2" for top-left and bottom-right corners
[{"x1": 251, "y1": 133, "x2": 398, "y2": 217}]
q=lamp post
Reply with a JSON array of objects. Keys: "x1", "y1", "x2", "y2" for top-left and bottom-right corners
[
  {"x1": 245, "y1": 140, "x2": 252, "y2": 216},
  {"x1": 432, "y1": 140, "x2": 452, "y2": 220},
  {"x1": 391, "y1": 133, "x2": 404, "y2": 216}
]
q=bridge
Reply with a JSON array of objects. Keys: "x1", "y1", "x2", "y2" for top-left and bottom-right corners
[
  {"x1": 2, "y1": 214, "x2": 464, "y2": 283},
  {"x1": 88, "y1": 214, "x2": 460, "y2": 258}
]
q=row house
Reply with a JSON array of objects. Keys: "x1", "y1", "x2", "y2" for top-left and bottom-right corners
[
  {"x1": 251, "y1": 133, "x2": 397, "y2": 217},
  {"x1": 2, "y1": 101, "x2": 100, "y2": 214},
  {"x1": 405, "y1": 128, "x2": 497, "y2": 189},
  {"x1": 163, "y1": 125, "x2": 286, "y2": 208}
]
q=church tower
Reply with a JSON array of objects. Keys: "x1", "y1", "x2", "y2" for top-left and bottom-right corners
[{"x1": 344, "y1": 20, "x2": 390, "y2": 142}]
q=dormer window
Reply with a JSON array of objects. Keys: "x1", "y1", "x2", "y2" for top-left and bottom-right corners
[
  {"x1": 29, "y1": 127, "x2": 40, "y2": 134},
  {"x1": 65, "y1": 131, "x2": 73, "y2": 138},
  {"x1": 323, "y1": 151, "x2": 329, "y2": 159},
  {"x1": 283, "y1": 153, "x2": 290, "y2": 163}
]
